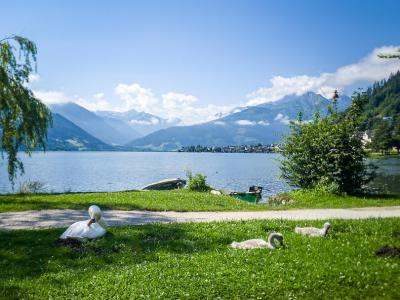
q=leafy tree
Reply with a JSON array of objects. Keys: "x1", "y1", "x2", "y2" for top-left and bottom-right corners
[
  {"x1": 361, "y1": 71, "x2": 400, "y2": 154},
  {"x1": 280, "y1": 92, "x2": 374, "y2": 194},
  {"x1": 370, "y1": 119, "x2": 393, "y2": 154},
  {"x1": 0, "y1": 35, "x2": 52, "y2": 183},
  {"x1": 391, "y1": 117, "x2": 400, "y2": 154}
]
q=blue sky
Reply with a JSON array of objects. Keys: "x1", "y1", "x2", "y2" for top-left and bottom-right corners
[{"x1": 1, "y1": 0, "x2": 400, "y2": 124}]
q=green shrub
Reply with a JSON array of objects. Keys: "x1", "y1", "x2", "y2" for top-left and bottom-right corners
[
  {"x1": 280, "y1": 92, "x2": 376, "y2": 194},
  {"x1": 186, "y1": 170, "x2": 212, "y2": 192},
  {"x1": 314, "y1": 176, "x2": 342, "y2": 195}
]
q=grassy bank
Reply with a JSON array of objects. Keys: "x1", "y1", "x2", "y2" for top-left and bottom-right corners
[
  {"x1": 275, "y1": 190, "x2": 400, "y2": 209},
  {"x1": 367, "y1": 149, "x2": 400, "y2": 159},
  {"x1": 0, "y1": 189, "x2": 399, "y2": 213},
  {"x1": 1, "y1": 219, "x2": 399, "y2": 299},
  {"x1": 368, "y1": 153, "x2": 400, "y2": 159},
  {"x1": 0, "y1": 190, "x2": 266, "y2": 213}
]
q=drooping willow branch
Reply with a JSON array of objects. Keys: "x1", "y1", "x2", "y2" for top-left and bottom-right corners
[{"x1": 0, "y1": 35, "x2": 52, "y2": 184}]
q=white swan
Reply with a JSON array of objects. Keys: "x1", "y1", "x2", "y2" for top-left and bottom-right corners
[
  {"x1": 60, "y1": 205, "x2": 108, "y2": 241},
  {"x1": 294, "y1": 222, "x2": 330, "y2": 237},
  {"x1": 230, "y1": 233, "x2": 284, "y2": 249}
]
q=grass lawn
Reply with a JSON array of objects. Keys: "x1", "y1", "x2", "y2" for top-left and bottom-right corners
[
  {"x1": 0, "y1": 189, "x2": 399, "y2": 213},
  {"x1": 1, "y1": 218, "x2": 399, "y2": 299},
  {"x1": 0, "y1": 190, "x2": 266, "y2": 213},
  {"x1": 369, "y1": 153, "x2": 400, "y2": 159},
  {"x1": 275, "y1": 190, "x2": 400, "y2": 209},
  {"x1": 367, "y1": 150, "x2": 400, "y2": 159}
]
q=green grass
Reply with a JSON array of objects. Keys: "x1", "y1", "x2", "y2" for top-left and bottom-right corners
[
  {"x1": 276, "y1": 190, "x2": 400, "y2": 209},
  {"x1": 368, "y1": 153, "x2": 400, "y2": 159},
  {"x1": 367, "y1": 149, "x2": 400, "y2": 159},
  {"x1": 1, "y1": 219, "x2": 399, "y2": 299},
  {"x1": 0, "y1": 189, "x2": 399, "y2": 213},
  {"x1": 0, "y1": 190, "x2": 266, "y2": 213}
]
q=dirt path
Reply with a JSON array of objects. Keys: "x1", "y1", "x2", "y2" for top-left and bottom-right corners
[{"x1": 1, "y1": 206, "x2": 399, "y2": 230}]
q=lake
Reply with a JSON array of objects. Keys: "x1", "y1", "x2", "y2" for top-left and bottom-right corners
[{"x1": 0, "y1": 152, "x2": 399, "y2": 197}]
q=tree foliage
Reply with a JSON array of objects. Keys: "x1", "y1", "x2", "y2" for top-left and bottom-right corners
[
  {"x1": 362, "y1": 71, "x2": 400, "y2": 153},
  {"x1": 0, "y1": 35, "x2": 52, "y2": 182},
  {"x1": 280, "y1": 92, "x2": 374, "y2": 194}
]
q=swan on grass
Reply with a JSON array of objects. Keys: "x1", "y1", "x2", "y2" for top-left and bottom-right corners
[
  {"x1": 60, "y1": 205, "x2": 108, "y2": 241},
  {"x1": 294, "y1": 222, "x2": 330, "y2": 237},
  {"x1": 230, "y1": 233, "x2": 284, "y2": 249}
]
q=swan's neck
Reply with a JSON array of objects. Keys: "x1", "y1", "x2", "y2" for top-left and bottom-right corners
[
  {"x1": 97, "y1": 218, "x2": 108, "y2": 229},
  {"x1": 267, "y1": 234, "x2": 277, "y2": 249}
]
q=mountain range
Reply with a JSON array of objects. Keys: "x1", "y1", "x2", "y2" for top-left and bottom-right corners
[
  {"x1": 127, "y1": 92, "x2": 351, "y2": 150},
  {"x1": 44, "y1": 92, "x2": 352, "y2": 151},
  {"x1": 95, "y1": 110, "x2": 178, "y2": 136},
  {"x1": 46, "y1": 113, "x2": 114, "y2": 151},
  {"x1": 51, "y1": 103, "x2": 141, "y2": 145}
]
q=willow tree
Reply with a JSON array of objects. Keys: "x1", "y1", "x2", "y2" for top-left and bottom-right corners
[{"x1": 0, "y1": 35, "x2": 52, "y2": 183}]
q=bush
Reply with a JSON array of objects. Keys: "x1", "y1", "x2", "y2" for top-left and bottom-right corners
[
  {"x1": 17, "y1": 180, "x2": 47, "y2": 194},
  {"x1": 314, "y1": 177, "x2": 342, "y2": 195},
  {"x1": 186, "y1": 170, "x2": 212, "y2": 192},
  {"x1": 280, "y1": 92, "x2": 376, "y2": 194}
]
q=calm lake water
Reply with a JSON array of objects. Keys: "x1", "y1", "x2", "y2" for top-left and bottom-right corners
[{"x1": 0, "y1": 152, "x2": 399, "y2": 197}]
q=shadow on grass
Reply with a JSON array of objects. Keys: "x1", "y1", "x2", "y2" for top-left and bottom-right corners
[{"x1": 0, "y1": 222, "x2": 225, "y2": 283}]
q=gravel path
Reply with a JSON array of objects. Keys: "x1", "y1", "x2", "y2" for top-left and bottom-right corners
[{"x1": 1, "y1": 206, "x2": 400, "y2": 230}]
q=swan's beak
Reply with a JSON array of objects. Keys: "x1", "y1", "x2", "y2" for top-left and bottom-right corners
[{"x1": 87, "y1": 218, "x2": 96, "y2": 227}]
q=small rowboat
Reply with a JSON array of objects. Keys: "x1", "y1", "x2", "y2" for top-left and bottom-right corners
[
  {"x1": 229, "y1": 186, "x2": 263, "y2": 203},
  {"x1": 142, "y1": 178, "x2": 186, "y2": 191}
]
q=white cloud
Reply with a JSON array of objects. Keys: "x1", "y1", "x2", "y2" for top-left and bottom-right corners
[
  {"x1": 231, "y1": 107, "x2": 247, "y2": 114},
  {"x1": 214, "y1": 121, "x2": 226, "y2": 126},
  {"x1": 75, "y1": 97, "x2": 113, "y2": 111},
  {"x1": 115, "y1": 83, "x2": 158, "y2": 112},
  {"x1": 162, "y1": 92, "x2": 197, "y2": 109},
  {"x1": 160, "y1": 92, "x2": 232, "y2": 125},
  {"x1": 94, "y1": 92, "x2": 104, "y2": 100},
  {"x1": 33, "y1": 46, "x2": 400, "y2": 125},
  {"x1": 246, "y1": 46, "x2": 400, "y2": 106},
  {"x1": 33, "y1": 90, "x2": 69, "y2": 104},
  {"x1": 258, "y1": 120, "x2": 270, "y2": 126},
  {"x1": 33, "y1": 90, "x2": 113, "y2": 111},
  {"x1": 236, "y1": 120, "x2": 256, "y2": 126},
  {"x1": 129, "y1": 117, "x2": 160, "y2": 125},
  {"x1": 28, "y1": 74, "x2": 40, "y2": 83},
  {"x1": 274, "y1": 113, "x2": 290, "y2": 125},
  {"x1": 177, "y1": 104, "x2": 233, "y2": 125},
  {"x1": 114, "y1": 83, "x2": 234, "y2": 125},
  {"x1": 35, "y1": 83, "x2": 233, "y2": 125}
]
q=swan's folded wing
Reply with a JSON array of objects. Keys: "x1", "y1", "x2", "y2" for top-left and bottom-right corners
[
  {"x1": 230, "y1": 239, "x2": 268, "y2": 249},
  {"x1": 60, "y1": 220, "x2": 91, "y2": 240},
  {"x1": 295, "y1": 226, "x2": 325, "y2": 237},
  {"x1": 85, "y1": 223, "x2": 107, "y2": 239}
]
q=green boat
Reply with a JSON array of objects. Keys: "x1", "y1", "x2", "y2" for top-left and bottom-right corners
[{"x1": 229, "y1": 186, "x2": 263, "y2": 203}]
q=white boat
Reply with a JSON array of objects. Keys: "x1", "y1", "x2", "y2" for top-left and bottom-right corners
[{"x1": 142, "y1": 178, "x2": 186, "y2": 190}]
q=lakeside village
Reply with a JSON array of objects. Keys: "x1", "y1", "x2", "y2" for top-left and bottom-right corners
[{"x1": 178, "y1": 143, "x2": 282, "y2": 153}]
